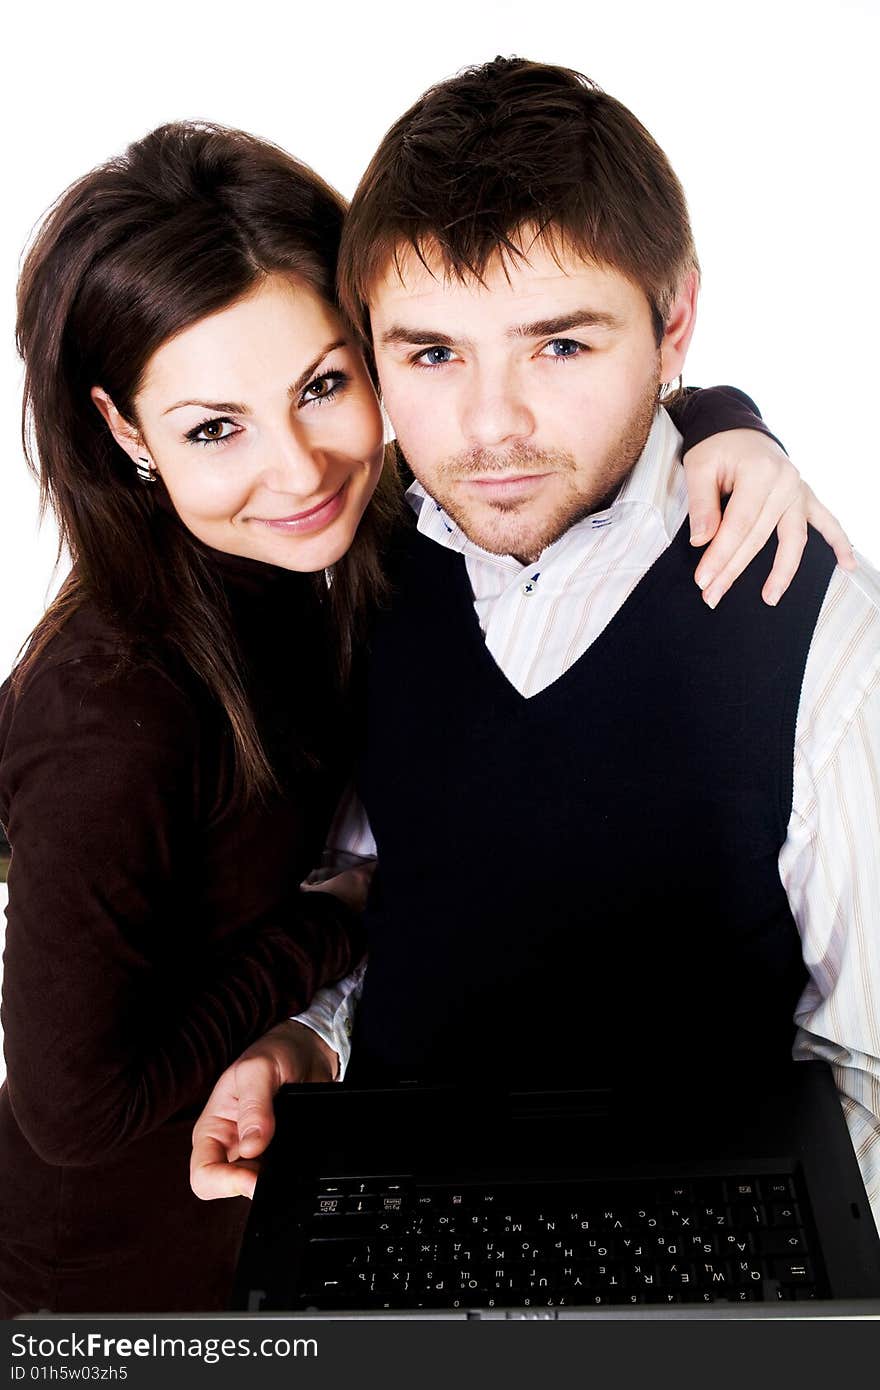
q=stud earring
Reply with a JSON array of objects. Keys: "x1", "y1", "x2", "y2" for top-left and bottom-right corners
[{"x1": 135, "y1": 455, "x2": 156, "y2": 485}]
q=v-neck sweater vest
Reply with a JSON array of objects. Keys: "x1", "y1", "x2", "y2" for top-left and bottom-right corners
[{"x1": 353, "y1": 516, "x2": 836, "y2": 1085}]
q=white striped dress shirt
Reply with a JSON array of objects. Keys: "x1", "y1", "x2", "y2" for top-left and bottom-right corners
[{"x1": 297, "y1": 408, "x2": 880, "y2": 1230}]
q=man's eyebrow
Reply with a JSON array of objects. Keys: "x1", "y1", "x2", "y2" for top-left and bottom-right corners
[
  {"x1": 162, "y1": 338, "x2": 347, "y2": 415},
  {"x1": 377, "y1": 312, "x2": 620, "y2": 351},
  {"x1": 509, "y1": 310, "x2": 621, "y2": 338},
  {"x1": 378, "y1": 327, "x2": 462, "y2": 349}
]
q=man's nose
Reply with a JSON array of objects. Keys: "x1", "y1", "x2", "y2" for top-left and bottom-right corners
[{"x1": 459, "y1": 365, "x2": 534, "y2": 448}]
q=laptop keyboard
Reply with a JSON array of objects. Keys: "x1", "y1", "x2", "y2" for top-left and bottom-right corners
[{"x1": 295, "y1": 1172, "x2": 825, "y2": 1309}]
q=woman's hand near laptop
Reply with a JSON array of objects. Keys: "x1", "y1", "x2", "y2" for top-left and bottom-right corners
[
  {"x1": 190, "y1": 1019, "x2": 338, "y2": 1201},
  {"x1": 191, "y1": 864, "x2": 369, "y2": 1202}
]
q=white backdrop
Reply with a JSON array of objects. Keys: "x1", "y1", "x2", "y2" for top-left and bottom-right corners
[{"x1": 1, "y1": 0, "x2": 878, "y2": 674}]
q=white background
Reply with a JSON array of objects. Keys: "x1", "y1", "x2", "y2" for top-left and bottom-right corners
[{"x1": 0, "y1": 0, "x2": 878, "y2": 675}]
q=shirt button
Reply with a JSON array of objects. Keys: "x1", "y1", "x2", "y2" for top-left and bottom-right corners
[{"x1": 522, "y1": 581, "x2": 535, "y2": 595}]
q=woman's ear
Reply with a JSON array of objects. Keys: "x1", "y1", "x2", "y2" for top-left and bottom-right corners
[
  {"x1": 659, "y1": 269, "x2": 699, "y2": 384},
  {"x1": 90, "y1": 386, "x2": 148, "y2": 467}
]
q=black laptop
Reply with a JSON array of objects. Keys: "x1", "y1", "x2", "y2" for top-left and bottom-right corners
[{"x1": 232, "y1": 1060, "x2": 880, "y2": 1318}]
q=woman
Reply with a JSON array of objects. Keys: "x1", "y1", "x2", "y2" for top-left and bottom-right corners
[
  {"x1": 0, "y1": 121, "x2": 843, "y2": 1315},
  {"x1": 0, "y1": 123, "x2": 399, "y2": 1316}
]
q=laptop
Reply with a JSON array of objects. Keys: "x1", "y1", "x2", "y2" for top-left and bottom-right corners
[{"x1": 231, "y1": 1060, "x2": 880, "y2": 1318}]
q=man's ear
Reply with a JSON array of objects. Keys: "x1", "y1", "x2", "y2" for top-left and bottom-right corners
[
  {"x1": 90, "y1": 386, "x2": 145, "y2": 465},
  {"x1": 659, "y1": 269, "x2": 699, "y2": 384}
]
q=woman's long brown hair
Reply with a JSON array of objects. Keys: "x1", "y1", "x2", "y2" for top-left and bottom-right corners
[{"x1": 14, "y1": 122, "x2": 401, "y2": 801}]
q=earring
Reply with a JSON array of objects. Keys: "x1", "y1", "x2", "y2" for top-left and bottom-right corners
[{"x1": 135, "y1": 455, "x2": 156, "y2": 485}]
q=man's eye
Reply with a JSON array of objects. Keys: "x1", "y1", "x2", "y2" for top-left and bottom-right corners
[
  {"x1": 540, "y1": 338, "x2": 587, "y2": 359},
  {"x1": 414, "y1": 346, "x2": 456, "y2": 367},
  {"x1": 186, "y1": 418, "x2": 238, "y2": 446}
]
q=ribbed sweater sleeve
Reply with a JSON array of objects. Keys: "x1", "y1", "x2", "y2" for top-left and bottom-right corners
[
  {"x1": 0, "y1": 655, "x2": 362, "y2": 1167},
  {"x1": 668, "y1": 384, "x2": 784, "y2": 453}
]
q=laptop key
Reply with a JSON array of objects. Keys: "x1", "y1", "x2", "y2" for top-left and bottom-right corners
[
  {"x1": 728, "y1": 1203, "x2": 767, "y2": 1229},
  {"x1": 763, "y1": 1177, "x2": 795, "y2": 1200},
  {"x1": 719, "y1": 1232, "x2": 754, "y2": 1256},
  {"x1": 768, "y1": 1202, "x2": 801, "y2": 1227},
  {"x1": 346, "y1": 1196, "x2": 378, "y2": 1214},
  {"x1": 731, "y1": 1259, "x2": 767, "y2": 1286},
  {"x1": 314, "y1": 1197, "x2": 344, "y2": 1215},
  {"x1": 684, "y1": 1232, "x2": 718, "y2": 1257},
  {"x1": 772, "y1": 1258, "x2": 815, "y2": 1283},
  {"x1": 309, "y1": 1211, "x2": 378, "y2": 1239},
  {"x1": 726, "y1": 1179, "x2": 761, "y2": 1202},
  {"x1": 661, "y1": 1206, "x2": 697, "y2": 1232},
  {"x1": 756, "y1": 1230, "x2": 808, "y2": 1256}
]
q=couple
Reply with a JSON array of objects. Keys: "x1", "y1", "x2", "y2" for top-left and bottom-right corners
[
  {"x1": 0, "y1": 57, "x2": 875, "y2": 1317},
  {"x1": 192, "y1": 60, "x2": 879, "y2": 1243}
]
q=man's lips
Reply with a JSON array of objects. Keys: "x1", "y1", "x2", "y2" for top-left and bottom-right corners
[
  {"x1": 252, "y1": 479, "x2": 349, "y2": 533},
  {"x1": 462, "y1": 473, "x2": 551, "y2": 499}
]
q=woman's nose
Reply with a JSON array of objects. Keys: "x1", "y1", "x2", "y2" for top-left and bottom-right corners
[{"x1": 261, "y1": 426, "x2": 330, "y2": 499}]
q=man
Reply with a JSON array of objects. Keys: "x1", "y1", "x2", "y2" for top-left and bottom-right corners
[{"x1": 191, "y1": 58, "x2": 879, "y2": 1223}]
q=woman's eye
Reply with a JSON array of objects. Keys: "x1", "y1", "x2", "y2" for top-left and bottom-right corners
[
  {"x1": 415, "y1": 346, "x2": 456, "y2": 367},
  {"x1": 186, "y1": 418, "x2": 238, "y2": 446},
  {"x1": 541, "y1": 338, "x2": 587, "y2": 359},
  {"x1": 301, "y1": 371, "x2": 348, "y2": 405}
]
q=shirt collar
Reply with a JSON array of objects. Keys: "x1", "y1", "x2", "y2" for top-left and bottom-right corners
[{"x1": 406, "y1": 406, "x2": 687, "y2": 569}]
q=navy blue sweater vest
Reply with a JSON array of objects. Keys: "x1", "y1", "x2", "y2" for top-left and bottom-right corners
[{"x1": 353, "y1": 517, "x2": 836, "y2": 1086}]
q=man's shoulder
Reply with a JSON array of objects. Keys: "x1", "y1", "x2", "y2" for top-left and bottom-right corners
[
  {"x1": 833, "y1": 547, "x2": 880, "y2": 618},
  {"x1": 797, "y1": 548, "x2": 880, "y2": 771},
  {"x1": 814, "y1": 546, "x2": 880, "y2": 645}
]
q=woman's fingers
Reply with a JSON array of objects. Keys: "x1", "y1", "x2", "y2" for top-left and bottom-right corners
[
  {"x1": 802, "y1": 484, "x2": 857, "y2": 570},
  {"x1": 190, "y1": 1120, "x2": 261, "y2": 1201},
  {"x1": 761, "y1": 507, "x2": 809, "y2": 606},
  {"x1": 234, "y1": 1055, "x2": 280, "y2": 1157},
  {"x1": 695, "y1": 480, "x2": 795, "y2": 606}
]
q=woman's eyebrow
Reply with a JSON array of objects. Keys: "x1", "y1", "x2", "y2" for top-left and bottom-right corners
[
  {"x1": 163, "y1": 397, "x2": 248, "y2": 416},
  {"x1": 289, "y1": 339, "x2": 347, "y2": 396},
  {"x1": 162, "y1": 338, "x2": 348, "y2": 415}
]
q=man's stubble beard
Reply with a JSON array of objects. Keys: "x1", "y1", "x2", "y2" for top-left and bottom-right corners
[{"x1": 410, "y1": 370, "x2": 661, "y2": 563}]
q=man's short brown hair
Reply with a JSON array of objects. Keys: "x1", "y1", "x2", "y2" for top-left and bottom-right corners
[{"x1": 338, "y1": 56, "x2": 698, "y2": 347}]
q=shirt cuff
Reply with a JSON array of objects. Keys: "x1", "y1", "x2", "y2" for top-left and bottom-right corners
[{"x1": 292, "y1": 957, "x2": 367, "y2": 1082}]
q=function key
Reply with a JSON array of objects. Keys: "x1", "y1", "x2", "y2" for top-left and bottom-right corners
[
  {"x1": 763, "y1": 1177, "x2": 795, "y2": 1200},
  {"x1": 315, "y1": 1197, "x2": 343, "y2": 1215},
  {"x1": 657, "y1": 1182, "x2": 694, "y2": 1203},
  {"x1": 381, "y1": 1195, "x2": 406, "y2": 1213},
  {"x1": 725, "y1": 1178, "x2": 761, "y2": 1202}
]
